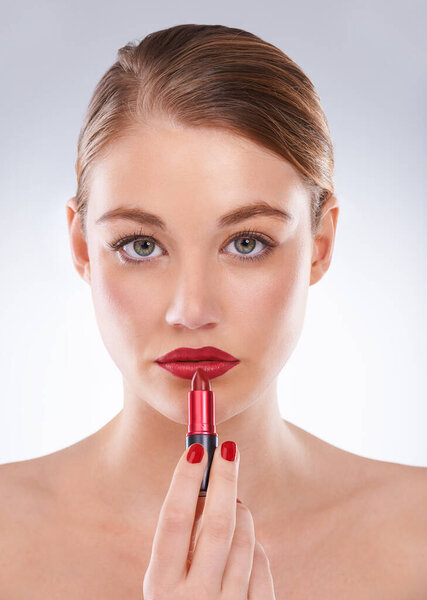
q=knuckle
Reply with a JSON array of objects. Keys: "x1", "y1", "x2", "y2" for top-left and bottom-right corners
[
  {"x1": 180, "y1": 465, "x2": 203, "y2": 483},
  {"x1": 217, "y1": 465, "x2": 236, "y2": 485},
  {"x1": 234, "y1": 529, "x2": 254, "y2": 549},
  {"x1": 204, "y1": 512, "x2": 234, "y2": 541},
  {"x1": 161, "y1": 508, "x2": 187, "y2": 534}
]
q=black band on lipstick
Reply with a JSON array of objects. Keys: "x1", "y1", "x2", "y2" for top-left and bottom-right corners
[{"x1": 186, "y1": 433, "x2": 218, "y2": 493}]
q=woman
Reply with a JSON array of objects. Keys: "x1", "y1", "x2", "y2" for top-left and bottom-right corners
[{"x1": 1, "y1": 23, "x2": 426, "y2": 599}]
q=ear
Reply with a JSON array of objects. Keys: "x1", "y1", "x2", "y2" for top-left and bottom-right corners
[
  {"x1": 309, "y1": 194, "x2": 340, "y2": 286},
  {"x1": 65, "y1": 196, "x2": 91, "y2": 285}
]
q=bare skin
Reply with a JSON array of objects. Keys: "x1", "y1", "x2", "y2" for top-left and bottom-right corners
[
  {"x1": 1, "y1": 119, "x2": 426, "y2": 598},
  {"x1": 0, "y1": 422, "x2": 426, "y2": 598}
]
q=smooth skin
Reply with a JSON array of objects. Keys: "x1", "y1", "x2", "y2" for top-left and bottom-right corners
[
  {"x1": 143, "y1": 442, "x2": 275, "y2": 599},
  {"x1": 1, "y1": 116, "x2": 427, "y2": 598}
]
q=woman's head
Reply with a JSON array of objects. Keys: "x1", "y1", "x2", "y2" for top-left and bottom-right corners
[
  {"x1": 66, "y1": 24, "x2": 339, "y2": 424},
  {"x1": 73, "y1": 23, "x2": 335, "y2": 241}
]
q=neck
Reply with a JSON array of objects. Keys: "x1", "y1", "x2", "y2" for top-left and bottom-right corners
[{"x1": 68, "y1": 376, "x2": 308, "y2": 532}]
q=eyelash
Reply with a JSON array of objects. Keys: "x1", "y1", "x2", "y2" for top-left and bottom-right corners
[{"x1": 106, "y1": 227, "x2": 277, "y2": 265}]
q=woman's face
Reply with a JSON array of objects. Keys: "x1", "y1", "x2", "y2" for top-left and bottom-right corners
[{"x1": 75, "y1": 120, "x2": 317, "y2": 424}]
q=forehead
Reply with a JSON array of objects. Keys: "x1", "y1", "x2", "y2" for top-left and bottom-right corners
[{"x1": 87, "y1": 123, "x2": 309, "y2": 227}]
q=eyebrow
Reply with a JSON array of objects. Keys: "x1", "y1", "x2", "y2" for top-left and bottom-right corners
[{"x1": 95, "y1": 201, "x2": 293, "y2": 230}]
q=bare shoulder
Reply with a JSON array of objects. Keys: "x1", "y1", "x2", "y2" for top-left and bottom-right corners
[
  {"x1": 0, "y1": 447, "x2": 68, "y2": 498},
  {"x1": 0, "y1": 457, "x2": 50, "y2": 592},
  {"x1": 0, "y1": 456, "x2": 49, "y2": 514},
  {"x1": 293, "y1": 420, "x2": 427, "y2": 593},
  {"x1": 370, "y1": 458, "x2": 427, "y2": 542},
  {"x1": 353, "y1": 452, "x2": 427, "y2": 518},
  {"x1": 0, "y1": 433, "x2": 94, "y2": 511},
  {"x1": 0, "y1": 448, "x2": 77, "y2": 539},
  {"x1": 344, "y1": 452, "x2": 427, "y2": 595},
  {"x1": 0, "y1": 455, "x2": 59, "y2": 544},
  {"x1": 325, "y1": 441, "x2": 427, "y2": 540},
  {"x1": 0, "y1": 449, "x2": 84, "y2": 597},
  {"x1": 0, "y1": 432, "x2": 104, "y2": 534}
]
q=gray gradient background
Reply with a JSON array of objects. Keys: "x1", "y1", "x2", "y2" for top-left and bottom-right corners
[{"x1": 1, "y1": 0, "x2": 426, "y2": 466}]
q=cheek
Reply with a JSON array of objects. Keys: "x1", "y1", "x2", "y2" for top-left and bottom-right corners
[
  {"x1": 227, "y1": 241, "x2": 311, "y2": 366},
  {"x1": 89, "y1": 260, "x2": 158, "y2": 371}
]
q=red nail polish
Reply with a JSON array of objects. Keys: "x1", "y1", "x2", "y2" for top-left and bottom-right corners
[
  {"x1": 221, "y1": 441, "x2": 237, "y2": 461},
  {"x1": 187, "y1": 443, "x2": 204, "y2": 463}
]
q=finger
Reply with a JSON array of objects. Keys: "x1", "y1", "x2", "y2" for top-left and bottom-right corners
[
  {"x1": 146, "y1": 444, "x2": 208, "y2": 588},
  {"x1": 221, "y1": 502, "x2": 255, "y2": 599},
  {"x1": 185, "y1": 494, "x2": 206, "y2": 571},
  {"x1": 248, "y1": 540, "x2": 276, "y2": 599},
  {"x1": 186, "y1": 440, "x2": 240, "y2": 591}
]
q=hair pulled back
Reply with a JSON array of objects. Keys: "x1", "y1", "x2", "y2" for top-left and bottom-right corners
[{"x1": 74, "y1": 24, "x2": 335, "y2": 240}]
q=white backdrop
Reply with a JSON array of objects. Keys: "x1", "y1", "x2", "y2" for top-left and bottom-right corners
[{"x1": 1, "y1": 0, "x2": 426, "y2": 466}]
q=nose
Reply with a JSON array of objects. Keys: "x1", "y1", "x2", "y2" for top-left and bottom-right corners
[{"x1": 165, "y1": 260, "x2": 221, "y2": 330}]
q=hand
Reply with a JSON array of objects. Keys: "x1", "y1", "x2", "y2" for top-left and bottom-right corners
[{"x1": 142, "y1": 441, "x2": 276, "y2": 599}]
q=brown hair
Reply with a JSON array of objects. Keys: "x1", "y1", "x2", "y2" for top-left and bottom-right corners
[{"x1": 74, "y1": 23, "x2": 335, "y2": 240}]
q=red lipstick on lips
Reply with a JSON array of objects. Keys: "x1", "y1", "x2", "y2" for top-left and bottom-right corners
[{"x1": 155, "y1": 346, "x2": 240, "y2": 380}]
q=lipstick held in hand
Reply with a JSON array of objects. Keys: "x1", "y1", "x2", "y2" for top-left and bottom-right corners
[
  {"x1": 186, "y1": 368, "x2": 218, "y2": 567},
  {"x1": 186, "y1": 367, "x2": 218, "y2": 492}
]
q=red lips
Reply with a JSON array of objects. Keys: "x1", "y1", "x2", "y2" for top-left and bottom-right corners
[{"x1": 155, "y1": 346, "x2": 239, "y2": 363}]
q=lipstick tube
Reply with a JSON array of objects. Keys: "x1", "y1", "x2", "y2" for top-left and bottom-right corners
[{"x1": 185, "y1": 368, "x2": 218, "y2": 568}]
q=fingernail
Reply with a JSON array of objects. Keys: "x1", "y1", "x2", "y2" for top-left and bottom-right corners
[
  {"x1": 221, "y1": 440, "x2": 237, "y2": 461},
  {"x1": 187, "y1": 443, "x2": 204, "y2": 463}
]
